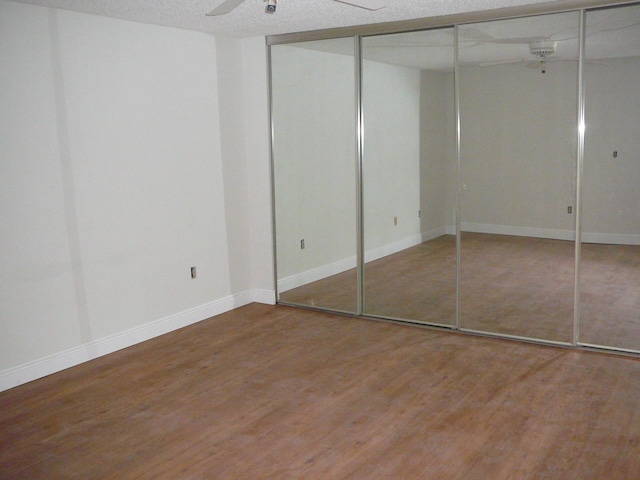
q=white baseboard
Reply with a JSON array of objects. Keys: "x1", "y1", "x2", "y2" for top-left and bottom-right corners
[
  {"x1": 0, "y1": 288, "x2": 275, "y2": 392},
  {"x1": 250, "y1": 288, "x2": 277, "y2": 305}
]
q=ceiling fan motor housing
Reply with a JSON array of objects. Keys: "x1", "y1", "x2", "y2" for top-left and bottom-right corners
[{"x1": 529, "y1": 40, "x2": 557, "y2": 58}]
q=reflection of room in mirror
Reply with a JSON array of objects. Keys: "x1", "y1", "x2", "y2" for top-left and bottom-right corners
[
  {"x1": 270, "y1": 2, "x2": 640, "y2": 354},
  {"x1": 271, "y1": 38, "x2": 358, "y2": 314},
  {"x1": 580, "y1": 3, "x2": 640, "y2": 351}
]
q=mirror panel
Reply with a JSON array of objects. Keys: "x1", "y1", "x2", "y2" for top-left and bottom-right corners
[
  {"x1": 271, "y1": 38, "x2": 357, "y2": 313},
  {"x1": 361, "y1": 29, "x2": 457, "y2": 325},
  {"x1": 458, "y1": 12, "x2": 580, "y2": 342},
  {"x1": 580, "y1": 4, "x2": 640, "y2": 351}
]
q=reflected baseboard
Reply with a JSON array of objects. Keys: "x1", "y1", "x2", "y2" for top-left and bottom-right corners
[
  {"x1": 364, "y1": 233, "x2": 423, "y2": 263},
  {"x1": 461, "y1": 222, "x2": 575, "y2": 241},
  {"x1": 278, "y1": 223, "x2": 640, "y2": 294},
  {"x1": 278, "y1": 256, "x2": 356, "y2": 293},
  {"x1": 423, "y1": 225, "x2": 455, "y2": 242},
  {"x1": 279, "y1": 230, "x2": 445, "y2": 293},
  {"x1": 582, "y1": 232, "x2": 640, "y2": 245},
  {"x1": 461, "y1": 222, "x2": 640, "y2": 245}
]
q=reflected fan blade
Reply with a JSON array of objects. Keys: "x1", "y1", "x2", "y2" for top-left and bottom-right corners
[
  {"x1": 459, "y1": 27, "x2": 546, "y2": 45},
  {"x1": 491, "y1": 36, "x2": 546, "y2": 44},
  {"x1": 478, "y1": 59, "x2": 526, "y2": 67},
  {"x1": 459, "y1": 27, "x2": 495, "y2": 41},
  {"x1": 334, "y1": 0, "x2": 386, "y2": 11},
  {"x1": 207, "y1": 0, "x2": 245, "y2": 16}
]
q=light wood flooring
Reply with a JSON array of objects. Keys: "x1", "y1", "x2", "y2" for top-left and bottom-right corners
[
  {"x1": 2, "y1": 304, "x2": 640, "y2": 478},
  {"x1": 280, "y1": 233, "x2": 640, "y2": 350}
]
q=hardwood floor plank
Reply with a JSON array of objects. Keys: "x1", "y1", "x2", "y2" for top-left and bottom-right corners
[{"x1": 2, "y1": 304, "x2": 640, "y2": 478}]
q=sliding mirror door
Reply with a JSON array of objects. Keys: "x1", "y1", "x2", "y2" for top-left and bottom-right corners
[
  {"x1": 458, "y1": 12, "x2": 580, "y2": 342},
  {"x1": 580, "y1": 3, "x2": 640, "y2": 352},
  {"x1": 361, "y1": 29, "x2": 457, "y2": 325},
  {"x1": 271, "y1": 38, "x2": 358, "y2": 313}
]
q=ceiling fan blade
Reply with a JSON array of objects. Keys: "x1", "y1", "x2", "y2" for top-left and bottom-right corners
[
  {"x1": 206, "y1": 0, "x2": 246, "y2": 16},
  {"x1": 334, "y1": 0, "x2": 386, "y2": 11}
]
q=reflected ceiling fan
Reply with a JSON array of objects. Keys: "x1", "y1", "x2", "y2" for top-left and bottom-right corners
[
  {"x1": 477, "y1": 39, "x2": 605, "y2": 73},
  {"x1": 206, "y1": 0, "x2": 385, "y2": 16},
  {"x1": 479, "y1": 40, "x2": 562, "y2": 73},
  {"x1": 462, "y1": 28, "x2": 604, "y2": 73}
]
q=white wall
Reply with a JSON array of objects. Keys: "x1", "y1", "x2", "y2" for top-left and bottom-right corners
[
  {"x1": 217, "y1": 36, "x2": 252, "y2": 295},
  {"x1": 241, "y1": 37, "x2": 275, "y2": 297},
  {"x1": 215, "y1": 35, "x2": 275, "y2": 303},
  {"x1": 1, "y1": 2, "x2": 85, "y2": 372},
  {"x1": 0, "y1": 2, "x2": 274, "y2": 391}
]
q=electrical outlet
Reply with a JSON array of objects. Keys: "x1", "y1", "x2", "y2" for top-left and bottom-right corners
[
  {"x1": 300, "y1": 239, "x2": 305, "y2": 250},
  {"x1": 191, "y1": 266, "x2": 197, "y2": 279},
  {"x1": 567, "y1": 206, "x2": 573, "y2": 214}
]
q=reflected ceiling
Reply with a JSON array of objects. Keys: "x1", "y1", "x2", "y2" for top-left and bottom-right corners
[{"x1": 292, "y1": 4, "x2": 640, "y2": 70}]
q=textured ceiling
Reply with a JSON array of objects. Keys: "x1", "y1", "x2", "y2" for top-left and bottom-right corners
[
  {"x1": 9, "y1": 0, "x2": 562, "y2": 37},
  {"x1": 9, "y1": 0, "x2": 639, "y2": 70}
]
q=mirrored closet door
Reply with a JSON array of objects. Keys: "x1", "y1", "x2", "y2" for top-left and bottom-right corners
[
  {"x1": 580, "y1": 3, "x2": 640, "y2": 352},
  {"x1": 360, "y1": 29, "x2": 457, "y2": 325},
  {"x1": 269, "y1": 3, "x2": 640, "y2": 355},
  {"x1": 271, "y1": 38, "x2": 358, "y2": 313},
  {"x1": 458, "y1": 12, "x2": 581, "y2": 343}
]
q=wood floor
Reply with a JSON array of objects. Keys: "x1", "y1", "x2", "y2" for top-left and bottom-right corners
[
  {"x1": 280, "y1": 233, "x2": 640, "y2": 350},
  {"x1": 2, "y1": 303, "x2": 640, "y2": 479}
]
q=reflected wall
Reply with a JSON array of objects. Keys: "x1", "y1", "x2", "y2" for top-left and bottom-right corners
[
  {"x1": 458, "y1": 12, "x2": 580, "y2": 343},
  {"x1": 361, "y1": 29, "x2": 457, "y2": 325},
  {"x1": 580, "y1": 3, "x2": 640, "y2": 352},
  {"x1": 271, "y1": 39, "x2": 357, "y2": 313},
  {"x1": 269, "y1": 2, "x2": 640, "y2": 354}
]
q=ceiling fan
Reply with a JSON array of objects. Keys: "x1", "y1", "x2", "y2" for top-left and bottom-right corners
[{"x1": 206, "y1": 0, "x2": 385, "y2": 16}]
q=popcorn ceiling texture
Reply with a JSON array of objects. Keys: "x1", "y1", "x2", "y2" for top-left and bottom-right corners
[{"x1": 9, "y1": 0, "x2": 552, "y2": 37}]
